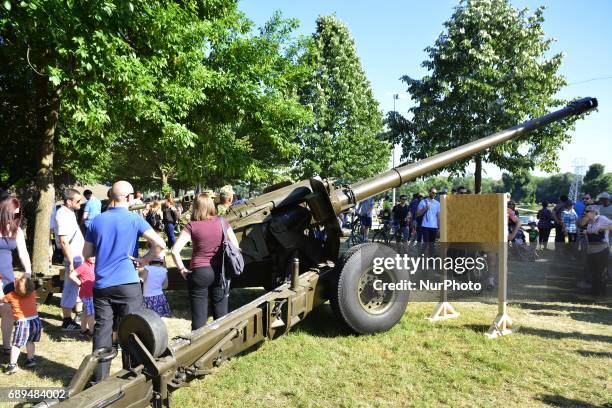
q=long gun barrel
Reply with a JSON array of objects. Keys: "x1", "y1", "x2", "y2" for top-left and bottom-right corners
[{"x1": 339, "y1": 97, "x2": 598, "y2": 209}]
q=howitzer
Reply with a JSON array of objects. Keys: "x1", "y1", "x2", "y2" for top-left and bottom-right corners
[{"x1": 36, "y1": 97, "x2": 596, "y2": 407}]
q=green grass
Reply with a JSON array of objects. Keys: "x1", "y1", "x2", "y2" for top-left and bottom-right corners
[
  {"x1": 0, "y1": 296, "x2": 610, "y2": 407},
  {"x1": 171, "y1": 301, "x2": 611, "y2": 407}
]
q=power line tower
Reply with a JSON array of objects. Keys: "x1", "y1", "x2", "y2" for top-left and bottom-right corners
[{"x1": 569, "y1": 158, "x2": 587, "y2": 202}]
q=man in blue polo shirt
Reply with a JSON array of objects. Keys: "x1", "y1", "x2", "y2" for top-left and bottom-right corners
[
  {"x1": 416, "y1": 187, "x2": 440, "y2": 244},
  {"x1": 83, "y1": 180, "x2": 165, "y2": 382}
]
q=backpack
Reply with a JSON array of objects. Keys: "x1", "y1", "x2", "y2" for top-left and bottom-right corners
[{"x1": 220, "y1": 217, "x2": 244, "y2": 281}]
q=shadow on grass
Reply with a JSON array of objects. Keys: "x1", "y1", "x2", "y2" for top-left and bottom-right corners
[
  {"x1": 10, "y1": 353, "x2": 76, "y2": 387},
  {"x1": 292, "y1": 304, "x2": 353, "y2": 338},
  {"x1": 40, "y1": 317, "x2": 89, "y2": 343},
  {"x1": 37, "y1": 310, "x2": 63, "y2": 322},
  {"x1": 462, "y1": 323, "x2": 490, "y2": 334},
  {"x1": 513, "y1": 302, "x2": 611, "y2": 313},
  {"x1": 537, "y1": 393, "x2": 611, "y2": 407},
  {"x1": 530, "y1": 311, "x2": 562, "y2": 317},
  {"x1": 575, "y1": 349, "x2": 612, "y2": 359},
  {"x1": 41, "y1": 292, "x2": 62, "y2": 308},
  {"x1": 518, "y1": 326, "x2": 612, "y2": 343},
  {"x1": 568, "y1": 311, "x2": 612, "y2": 325}
]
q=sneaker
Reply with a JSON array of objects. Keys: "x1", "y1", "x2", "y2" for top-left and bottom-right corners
[
  {"x1": 24, "y1": 358, "x2": 36, "y2": 368},
  {"x1": 5, "y1": 364, "x2": 18, "y2": 374},
  {"x1": 74, "y1": 313, "x2": 82, "y2": 325},
  {"x1": 61, "y1": 319, "x2": 81, "y2": 332}
]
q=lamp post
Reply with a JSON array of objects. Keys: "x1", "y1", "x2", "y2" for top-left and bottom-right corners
[{"x1": 392, "y1": 93, "x2": 399, "y2": 206}]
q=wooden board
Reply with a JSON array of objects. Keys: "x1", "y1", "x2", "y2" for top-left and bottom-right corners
[{"x1": 439, "y1": 193, "x2": 508, "y2": 244}]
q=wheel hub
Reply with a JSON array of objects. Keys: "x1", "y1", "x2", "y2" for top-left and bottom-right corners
[{"x1": 357, "y1": 266, "x2": 396, "y2": 315}]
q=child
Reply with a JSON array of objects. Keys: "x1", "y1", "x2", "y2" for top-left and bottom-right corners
[
  {"x1": 527, "y1": 222, "x2": 539, "y2": 248},
  {"x1": 69, "y1": 258, "x2": 95, "y2": 336},
  {"x1": 140, "y1": 256, "x2": 170, "y2": 318},
  {"x1": 2, "y1": 277, "x2": 41, "y2": 374}
]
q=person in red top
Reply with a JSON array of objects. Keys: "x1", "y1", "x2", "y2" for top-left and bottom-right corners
[
  {"x1": 171, "y1": 193, "x2": 240, "y2": 330},
  {"x1": 507, "y1": 201, "x2": 522, "y2": 241},
  {"x1": 2, "y1": 277, "x2": 40, "y2": 374},
  {"x1": 69, "y1": 258, "x2": 95, "y2": 335}
]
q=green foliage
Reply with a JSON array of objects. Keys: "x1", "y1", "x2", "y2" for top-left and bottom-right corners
[
  {"x1": 176, "y1": 11, "x2": 313, "y2": 187},
  {"x1": 388, "y1": 0, "x2": 581, "y2": 191},
  {"x1": 534, "y1": 172, "x2": 571, "y2": 203},
  {"x1": 583, "y1": 163, "x2": 605, "y2": 183},
  {"x1": 1, "y1": 2, "x2": 315, "y2": 192},
  {"x1": 582, "y1": 164, "x2": 612, "y2": 197},
  {"x1": 294, "y1": 15, "x2": 389, "y2": 182},
  {"x1": 502, "y1": 172, "x2": 536, "y2": 203},
  {"x1": 1, "y1": 0, "x2": 227, "y2": 186}
]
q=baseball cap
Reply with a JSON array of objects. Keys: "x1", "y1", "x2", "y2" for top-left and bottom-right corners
[{"x1": 598, "y1": 192, "x2": 610, "y2": 200}]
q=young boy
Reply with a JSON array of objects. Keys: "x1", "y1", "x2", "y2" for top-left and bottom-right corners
[
  {"x1": 2, "y1": 277, "x2": 41, "y2": 374},
  {"x1": 527, "y1": 221, "x2": 539, "y2": 248},
  {"x1": 69, "y1": 258, "x2": 95, "y2": 335}
]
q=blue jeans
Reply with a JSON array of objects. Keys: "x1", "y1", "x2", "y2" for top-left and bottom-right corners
[
  {"x1": 398, "y1": 226, "x2": 409, "y2": 241},
  {"x1": 165, "y1": 223, "x2": 176, "y2": 248}
]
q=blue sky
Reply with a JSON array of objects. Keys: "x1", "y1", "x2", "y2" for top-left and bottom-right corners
[{"x1": 239, "y1": 0, "x2": 611, "y2": 180}]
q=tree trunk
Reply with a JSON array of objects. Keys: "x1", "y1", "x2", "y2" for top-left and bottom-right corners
[
  {"x1": 32, "y1": 88, "x2": 60, "y2": 275},
  {"x1": 159, "y1": 167, "x2": 170, "y2": 197},
  {"x1": 474, "y1": 155, "x2": 482, "y2": 194}
]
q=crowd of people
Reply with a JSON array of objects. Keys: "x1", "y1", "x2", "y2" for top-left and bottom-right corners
[
  {"x1": 356, "y1": 187, "x2": 611, "y2": 296},
  {"x1": 356, "y1": 186, "x2": 448, "y2": 246},
  {"x1": 0, "y1": 182, "x2": 241, "y2": 378},
  {"x1": 532, "y1": 192, "x2": 612, "y2": 295}
]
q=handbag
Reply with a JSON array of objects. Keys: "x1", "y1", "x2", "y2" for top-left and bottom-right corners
[{"x1": 219, "y1": 217, "x2": 244, "y2": 281}]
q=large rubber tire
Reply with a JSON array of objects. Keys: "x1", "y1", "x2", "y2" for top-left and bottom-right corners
[
  {"x1": 118, "y1": 309, "x2": 168, "y2": 358},
  {"x1": 330, "y1": 243, "x2": 371, "y2": 318},
  {"x1": 333, "y1": 243, "x2": 409, "y2": 334}
]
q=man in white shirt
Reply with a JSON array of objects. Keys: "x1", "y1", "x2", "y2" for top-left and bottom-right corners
[
  {"x1": 55, "y1": 188, "x2": 85, "y2": 331},
  {"x1": 416, "y1": 187, "x2": 441, "y2": 244}
]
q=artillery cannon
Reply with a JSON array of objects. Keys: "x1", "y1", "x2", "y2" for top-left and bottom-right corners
[{"x1": 35, "y1": 97, "x2": 597, "y2": 407}]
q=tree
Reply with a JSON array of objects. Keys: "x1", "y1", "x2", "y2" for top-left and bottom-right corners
[
  {"x1": 389, "y1": 0, "x2": 582, "y2": 193},
  {"x1": 582, "y1": 164, "x2": 612, "y2": 197},
  {"x1": 583, "y1": 163, "x2": 605, "y2": 184},
  {"x1": 502, "y1": 172, "x2": 536, "y2": 203},
  {"x1": 108, "y1": 12, "x2": 314, "y2": 191},
  {"x1": 294, "y1": 15, "x2": 389, "y2": 183},
  {"x1": 1, "y1": 0, "x2": 235, "y2": 272},
  {"x1": 180, "y1": 12, "x2": 313, "y2": 187},
  {"x1": 534, "y1": 172, "x2": 572, "y2": 203}
]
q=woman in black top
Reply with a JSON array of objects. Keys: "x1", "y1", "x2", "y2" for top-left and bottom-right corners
[{"x1": 537, "y1": 200, "x2": 554, "y2": 248}]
